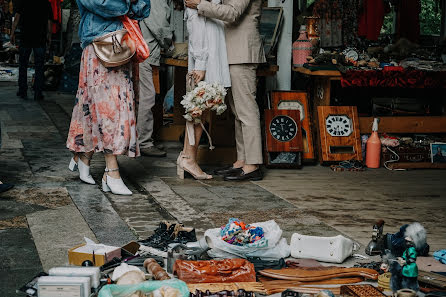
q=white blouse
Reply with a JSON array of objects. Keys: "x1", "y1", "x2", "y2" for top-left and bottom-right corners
[{"x1": 185, "y1": 0, "x2": 231, "y2": 88}]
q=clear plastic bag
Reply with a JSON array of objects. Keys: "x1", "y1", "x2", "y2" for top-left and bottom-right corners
[
  {"x1": 98, "y1": 279, "x2": 189, "y2": 297},
  {"x1": 204, "y1": 220, "x2": 289, "y2": 259}
]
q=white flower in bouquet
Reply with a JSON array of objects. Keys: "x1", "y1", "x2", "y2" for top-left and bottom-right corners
[{"x1": 181, "y1": 81, "x2": 227, "y2": 124}]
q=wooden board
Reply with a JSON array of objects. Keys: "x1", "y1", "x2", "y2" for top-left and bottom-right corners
[
  {"x1": 359, "y1": 116, "x2": 446, "y2": 133},
  {"x1": 317, "y1": 106, "x2": 362, "y2": 162},
  {"x1": 418, "y1": 271, "x2": 446, "y2": 289},
  {"x1": 292, "y1": 67, "x2": 342, "y2": 78},
  {"x1": 271, "y1": 91, "x2": 315, "y2": 160},
  {"x1": 387, "y1": 162, "x2": 446, "y2": 169}
]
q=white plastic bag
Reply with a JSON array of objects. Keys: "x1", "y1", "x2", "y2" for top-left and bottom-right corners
[
  {"x1": 208, "y1": 237, "x2": 290, "y2": 260},
  {"x1": 204, "y1": 220, "x2": 287, "y2": 259}
]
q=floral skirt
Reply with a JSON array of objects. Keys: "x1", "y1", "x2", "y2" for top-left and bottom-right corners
[{"x1": 66, "y1": 45, "x2": 139, "y2": 157}]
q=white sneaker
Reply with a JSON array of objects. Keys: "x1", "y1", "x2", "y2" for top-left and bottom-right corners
[
  {"x1": 69, "y1": 155, "x2": 95, "y2": 185},
  {"x1": 102, "y1": 168, "x2": 132, "y2": 195}
]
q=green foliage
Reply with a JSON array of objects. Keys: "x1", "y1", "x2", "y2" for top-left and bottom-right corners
[
  {"x1": 377, "y1": 0, "x2": 441, "y2": 36},
  {"x1": 420, "y1": 0, "x2": 441, "y2": 35}
]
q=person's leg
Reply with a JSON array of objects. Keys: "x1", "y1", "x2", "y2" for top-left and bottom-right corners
[
  {"x1": 33, "y1": 47, "x2": 46, "y2": 100},
  {"x1": 226, "y1": 87, "x2": 245, "y2": 169},
  {"x1": 18, "y1": 47, "x2": 32, "y2": 97},
  {"x1": 137, "y1": 62, "x2": 165, "y2": 156},
  {"x1": 103, "y1": 154, "x2": 121, "y2": 179},
  {"x1": 179, "y1": 120, "x2": 212, "y2": 179},
  {"x1": 228, "y1": 64, "x2": 263, "y2": 173}
]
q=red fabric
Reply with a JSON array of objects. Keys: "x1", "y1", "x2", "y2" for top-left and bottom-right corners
[
  {"x1": 396, "y1": 0, "x2": 421, "y2": 43},
  {"x1": 48, "y1": 0, "x2": 62, "y2": 33},
  {"x1": 120, "y1": 16, "x2": 150, "y2": 63},
  {"x1": 358, "y1": 0, "x2": 389, "y2": 41},
  {"x1": 341, "y1": 69, "x2": 446, "y2": 88}
]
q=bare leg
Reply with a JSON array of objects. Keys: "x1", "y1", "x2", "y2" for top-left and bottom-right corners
[
  {"x1": 74, "y1": 151, "x2": 94, "y2": 166},
  {"x1": 182, "y1": 122, "x2": 208, "y2": 176},
  {"x1": 103, "y1": 154, "x2": 121, "y2": 180}
]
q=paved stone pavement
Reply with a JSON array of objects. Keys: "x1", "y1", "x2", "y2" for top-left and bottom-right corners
[{"x1": 1, "y1": 81, "x2": 446, "y2": 295}]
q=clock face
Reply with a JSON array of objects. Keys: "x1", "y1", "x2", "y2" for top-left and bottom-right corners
[
  {"x1": 277, "y1": 100, "x2": 305, "y2": 120},
  {"x1": 325, "y1": 115, "x2": 353, "y2": 137},
  {"x1": 269, "y1": 115, "x2": 298, "y2": 142}
]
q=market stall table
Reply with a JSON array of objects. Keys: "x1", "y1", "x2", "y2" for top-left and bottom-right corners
[{"x1": 293, "y1": 66, "x2": 446, "y2": 166}]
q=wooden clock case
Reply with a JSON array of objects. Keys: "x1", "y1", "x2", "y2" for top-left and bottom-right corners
[
  {"x1": 271, "y1": 91, "x2": 315, "y2": 161},
  {"x1": 264, "y1": 109, "x2": 304, "y2": 168},
  {"x1": 317, "y1": 106, "x2": 362, "y2": 162}
]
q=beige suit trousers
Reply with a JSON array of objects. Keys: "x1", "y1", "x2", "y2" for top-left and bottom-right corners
[{"x1": 227, "y1": 64, "x2": 263, "y2": 165}]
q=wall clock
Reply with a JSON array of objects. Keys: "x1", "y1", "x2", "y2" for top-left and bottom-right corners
[
  {"x1": 264, "y1": 109, "x2": 304, "y2": 168},
  {"x1": 271, "y1": 91, "x2": 315, "y2": 161},
  {"x1": 317, "y1": 106, "x2": 362, "y2": 162}
]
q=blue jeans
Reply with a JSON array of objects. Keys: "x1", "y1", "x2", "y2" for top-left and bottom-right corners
[{"x1": 18, "y1": 47, "x2": 45, "y2": 97}]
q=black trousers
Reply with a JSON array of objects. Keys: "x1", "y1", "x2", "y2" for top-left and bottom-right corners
[{"x1": 18, "y1": 46, "x2": 45, "y2": 98}]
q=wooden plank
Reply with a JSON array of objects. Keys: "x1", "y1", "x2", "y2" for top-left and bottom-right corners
[
  {"x1": 292, "y1": 67, "x2": 341, "y2": 77},
  {"x1": 418, "y1": 271, "x2": 446, "y2": 288},
  {"x1": 359, "y1": 116, "x2": 446, "y2": 133},
  {"x1": 388, "y1": 162, "x2": 446, "y2": 169},
  {"x1": 161, "y1": 58, "x2": 279, "y2": 76}
]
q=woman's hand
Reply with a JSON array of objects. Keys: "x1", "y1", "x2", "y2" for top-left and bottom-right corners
[
  {"x1": 192, "y1": 70, "x2": 206, "y2": 84},
  {"x1": 185, "y1": 0, "x2": 201, "y2": 9}
]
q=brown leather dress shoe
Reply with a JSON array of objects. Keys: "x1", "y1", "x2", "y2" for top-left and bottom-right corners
[{"x1": 224, "y1": 168, "x2": 263, "y2": 181}]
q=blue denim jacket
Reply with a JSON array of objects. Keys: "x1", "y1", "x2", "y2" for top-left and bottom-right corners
[{"x1": 77, "y1": 0, "x2": 151, "y2": 49}]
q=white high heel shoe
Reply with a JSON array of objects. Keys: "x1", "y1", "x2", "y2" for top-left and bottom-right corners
[
  {"x1": 68, "y1": 154, "x2": 96, "y2": 185},
  {"x1": 102, "y1": 168, "x2": 132, "y2": 195}
]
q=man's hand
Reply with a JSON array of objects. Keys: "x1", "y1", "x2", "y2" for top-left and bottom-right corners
[
  {"x1": 192, "y1": 70, "x2": 205, "y2": 83},
  {"x1": 185, "y1": 0, "x2": 201, "y2": 9}
]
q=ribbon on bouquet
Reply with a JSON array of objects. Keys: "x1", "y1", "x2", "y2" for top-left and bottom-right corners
[{"x1": 185, "y1": 74, "x2": 215, "y2": 150}]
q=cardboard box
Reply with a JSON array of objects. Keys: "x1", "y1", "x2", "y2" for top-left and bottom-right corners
[{"x1": 68, "y1": 243, "x2": 121, "y2": 267}]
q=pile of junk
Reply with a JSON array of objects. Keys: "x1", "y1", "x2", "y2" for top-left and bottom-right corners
[{"x1": 20, "y1": 219, "x2": 446, "y2": 297}]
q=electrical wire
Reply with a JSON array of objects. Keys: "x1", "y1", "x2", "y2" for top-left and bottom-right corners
[{"x1": 383, "y1": 146, "x2": 406, "y2": 171}]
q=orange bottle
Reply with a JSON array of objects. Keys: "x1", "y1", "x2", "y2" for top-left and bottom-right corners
[{"x1": 366, "y1": 118, "x2": 381, "y2": 168}]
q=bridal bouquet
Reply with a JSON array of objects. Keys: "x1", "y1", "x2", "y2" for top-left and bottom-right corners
[{"x1": 181, "y1": 81, "x2": 227, "y2": 124}]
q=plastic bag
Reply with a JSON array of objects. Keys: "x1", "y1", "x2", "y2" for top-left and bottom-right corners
[
  {"x1": 204, "y1": 220, "x2": 287, "y2": 259},
  {"x1": 98, "y1": 279, "x2": 189, "y2": 297},
  {"x1": 208, "y1": 238, "x2": 290, "y2": 260},
  {"x1": 120, "y1": 16, "x2": 150, "y2": 63}
]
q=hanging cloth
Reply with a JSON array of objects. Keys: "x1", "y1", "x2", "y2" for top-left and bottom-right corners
[
  {"x1": 396, "y1": 0, "x2": 421, "y2": 43},
  {"x1": 313, "y1": 0, "x2": 343, "y2": 48},
  {"x1": 49, "y1": 0, "x2": 62, "y2": 33},
  {"x1": 358, "y1": 0, "x2": 390, "y2": 41}
]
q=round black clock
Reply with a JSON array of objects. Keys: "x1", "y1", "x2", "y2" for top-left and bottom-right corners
[{"x1": 269, "y1": 115, "x2": 297, "y2": 142}]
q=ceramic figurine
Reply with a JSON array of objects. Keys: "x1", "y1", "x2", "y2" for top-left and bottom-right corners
[{"x1": 388, "y1": 223, "x2": 426, "y2": 293}]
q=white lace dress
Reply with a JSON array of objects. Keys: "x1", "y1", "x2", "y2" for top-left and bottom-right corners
[{"x1": 185, "y1": 0, "x2": 231, "y2": 88}]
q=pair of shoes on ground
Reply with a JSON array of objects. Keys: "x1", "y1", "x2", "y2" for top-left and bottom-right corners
[
  {"x1": 214, "y1": 165, "x2": 263, "y2": 181},
  {"x1": 139, "y1": 221, "x2": 197, "y2": 251},
  {"x1": 140, "y1": 146, "x2": 166, "y2": 157},
  {"x1": 69, "y1": 155, "x2": 132, "y2": 195}
]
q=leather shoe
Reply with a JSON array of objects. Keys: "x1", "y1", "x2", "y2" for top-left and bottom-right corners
[
  {"x1": 224, "y1": 168, "x2": 263, "y2": 181},
  {"x1": 140, "y1": 146, "x2": 167, "y2": 157},
  {"x1": 0, "y1": 183, "x2": 14, "y2": 193},
  {"x1": 213, "y1": 166, "x2": 243, "y2": 176}
]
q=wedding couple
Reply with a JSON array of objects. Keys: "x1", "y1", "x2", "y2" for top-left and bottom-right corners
[{"x1": 178, "y1": 0, "x2": 266, "y2": 182}]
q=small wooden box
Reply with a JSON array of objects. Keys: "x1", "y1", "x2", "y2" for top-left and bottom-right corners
[{"x1": 340, "y1": 285, "x2": 385, "y2": 297}]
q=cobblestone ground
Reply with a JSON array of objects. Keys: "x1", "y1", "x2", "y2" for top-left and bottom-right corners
[{"x1": 1, "y1": 81, "x2": 445, "y2": 296}]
